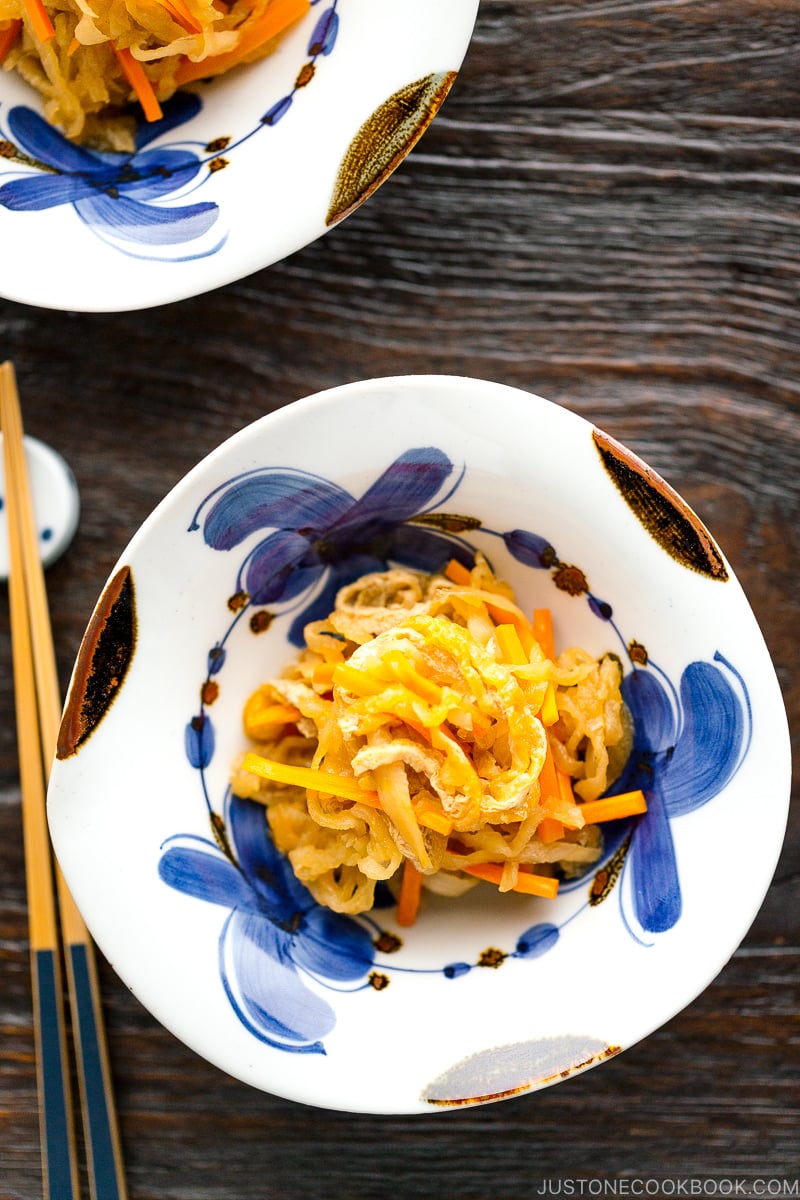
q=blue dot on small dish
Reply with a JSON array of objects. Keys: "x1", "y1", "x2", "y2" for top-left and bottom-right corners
[{"x1": 0, "y1": 435, "x2": 80, "y2": 579}]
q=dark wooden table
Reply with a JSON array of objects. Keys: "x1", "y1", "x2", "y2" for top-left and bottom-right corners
[{"x1": 1, "y1": 2, "x2": 798, "y2": 1196}]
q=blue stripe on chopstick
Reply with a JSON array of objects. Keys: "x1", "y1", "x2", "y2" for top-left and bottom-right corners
[
  {"x1": 69, "y1": 942, "x2": 125, "y2": 1200},
  {"x1": 33, "y1": 948, "x2": 78, "y2": 1200}
]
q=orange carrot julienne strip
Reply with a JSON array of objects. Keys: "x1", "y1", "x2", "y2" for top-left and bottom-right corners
[
  {"x1": 556, "y1": 763, "x2": 575, "y2": 806},
  {"x1": 463, "y1": 862, "x2": 559, "y2": 900},
  {"x1": 417, "y1": 809, "x2": 454, "y2": 837},
  {"x1": 538, "y1": 740, "x2": 584, "y2": 828},
  {"x1": 533, "y1": 607, "x2": 555, "y2": 659},
  {"x1": 517, "y1": 623, "x2": 535, "y2": 658},
  {"x1": 23, "y1": 0, "x2": 54, "y2": 43},
  {"x1": 469, "y1": 591, "x2": 527, "y2": 623},
  {"x1": 241, "y1": 752, "x2": 379, "y2": 806},
  {"x1": 511, "y1": 871, "x2": 560, "y2": 899},
  {"x1": 462, "y1": 862, "x2": 503, "y2": 884},
  {"x1": 396, "y1": 860, "x2": 424, "y2": 927},
  {"x1": 537, "y1": 817, "x2": 565, "y2": 844},
  {"x1": 444, "y1": 557, "x2": 472, "y2": 585},
  {"x1": 483, "y1": 599, "x2": 534, "y2": 656},
  {"x1": 579, "y1": 790, "x2": 648, "y2": 825},
  {"x1": 329, "y1": 787, "x2": 381, "y2": 810},
  {"x1": 448, "y1": 587, "x2": 529, "y2": 646},
  {"x1": 114, "y1": 46, "x2": 163, "y2": 121},
  {"x1": 0, "y1": 19, "x2": 22, "y2": 60},
  {"x1": 174, "y1": 0, "x2": 309, "y2": 83}
]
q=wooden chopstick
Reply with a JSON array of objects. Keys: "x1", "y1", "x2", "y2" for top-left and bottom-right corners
[
  {"x1": 1, "y1": 361, "x2": 128, "y2": 1200},
  {"x1": 2, "y1": 369, "x2": 78, "y2": 1198}
]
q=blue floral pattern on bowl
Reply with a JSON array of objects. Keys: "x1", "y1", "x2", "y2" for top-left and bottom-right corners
[
  {"x1": 160, "y1": 788, "x2": 374, "y2": 1054},
  {"x1": 158, "y1": 444, "x2": 751, "y2": 1054},
  {"x1": 0, "y1": 0, "x2": 339, "y2": 261}
]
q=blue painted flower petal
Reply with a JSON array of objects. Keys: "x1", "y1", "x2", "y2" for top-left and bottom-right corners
[
  {"x1": 331, "y1": 448, "x2": 454, "y2": 532},
  {"x1": 621, "y1": 668, "x2": 678, "y2": 756},
  {"x1": 228, "y1": 795, "x2": 314, "y2": 914},
  {"x1": 516, "y1": 922, "x2": 559, "y2": 958},
  {"x1": 292, "y1": 906, "x2": 374, "y2": 982},
  {"x1": 158, "y1": 845, "x2": 256, "y2": 910},
  {"x1": 230, "y1": 910, "x2": 336, "y2": 1044},
  {"x1": 0, "y1": 172, "x2": 104, "y2": 211},
  {"x1": 7, "y1": 105, "x2": 109, "y2": 171},
  {"x1": 503, "y1": 528, "x2": 555, "y2": 569},
  {"x1": 629, "y1": 784, "x2": 681, "y2": 933},
  {"x1": 217, "y1": 913, "x2": 323, "y2": 1054},
  {"x1": 253, "y1": 559, "x2": 321, "y2": 607},
  {"x1": 112, "y1": 149, "x2": 204, "y2": 199},
  {"x1": 135, "y1": 91, "x2": 202, "y2": 148},
  {"x1": 588, "y1": 594, "x2": 613, "y2": 620},
  {"x1": 202, "y1": 471, "x2": 353, "y2": 550},
  {"x1": 261, "y1": 95, "x2": 293, "y2": 125},
  {"x1": 207, "y1": 645, "x2": 226, "y2": 675},
  {"x1": 661, "y1": 660, "x2": 747, "y2": 817},
  {"x1": 243, "y1": 529, "x2": 320, "y2": 604},
  {"x1": 185, "y1": 714, "x2": 214, "y2": 768},
  {"x1": 385, "y1": 524, "x2": 471, "y2": 575},
  {"x1": 286, "y1": 555, "x2": 387, "y2": 645},
  {"x1": 308, "y1": 7, "x2": 338, "y2": 55},
  {"x1": 74, "y1": 192, "x2": 219, "y2": 246},
  {"x1": 444, "y1": 962, "x2": 471, "y2": 979}
]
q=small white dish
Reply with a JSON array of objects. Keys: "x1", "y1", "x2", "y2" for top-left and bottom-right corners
[
  {"x1": 0, "y1": 2, "x2": 478, "y2": 311},
  {"x1": 47, "y1": 375, "x2": 791, "y2": 1113},
  {"x1": 0, "y1": 433, "x2": 80, "y2": 577}
]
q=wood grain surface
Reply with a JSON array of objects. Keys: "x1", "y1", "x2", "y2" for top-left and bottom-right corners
[{"x1": 1, "y1": 2, "x2": 798, "y2": 1196}]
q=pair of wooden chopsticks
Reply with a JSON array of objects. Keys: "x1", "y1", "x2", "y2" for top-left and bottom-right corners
[{"x1": 1, "y1": 362, "x2": 127, "y2": 1200}]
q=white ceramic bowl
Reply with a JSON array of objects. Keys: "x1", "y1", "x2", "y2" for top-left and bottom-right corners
[
  {"x1": 0, "y1": 2, "x2": 478, "y2": 312},
  {"x1": 47, "y1": 375, "x2": 791, "y2": 1113}
]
